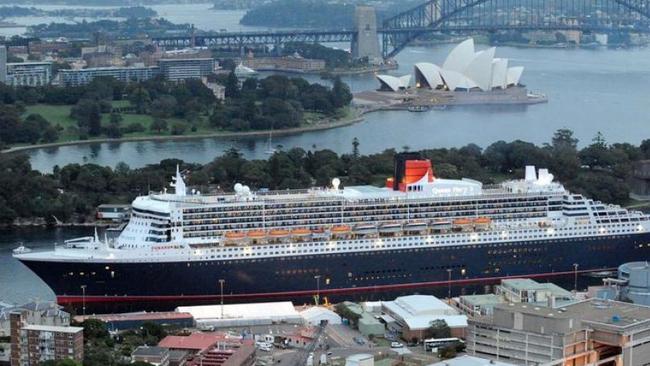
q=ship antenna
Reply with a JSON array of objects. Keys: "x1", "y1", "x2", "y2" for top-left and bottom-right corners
[
  {"x1": 94, "y1": 227, "x2": 99, "y2": 243},
  {"x1": 170, "y1": 165, "x2": 187, "y2": 196}
]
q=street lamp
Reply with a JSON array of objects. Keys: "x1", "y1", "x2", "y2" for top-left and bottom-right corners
[
  {"x1": 573, "y1": 263, "x2": 579, "y2": 292},
  {"x1": 446, "y1": 269, "x2": 452, "y2": 302},
  {"x1": 314, "y1": 275, "x2": 321, "y2": 305},
  {"x1": 218, "y1": 279, "x2": 225, "y2": 319},
  {"x1": 80, "y1": 285, "x2": 87, "y2": 316}
]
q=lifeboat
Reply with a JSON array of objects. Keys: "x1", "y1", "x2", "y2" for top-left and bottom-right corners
[
  {"x1": 291, "y1": 228, "x2": 311, "y2": 237},
  {"x1": 247, "y1": 230, "x2": 266, "y2": 239},
  {"x1": 431, "y1": 219, "x2": 452, "y2": 227},
  {"x1": 353, "y1": 224, "x2": 377, "y2": 235},
  {"x1": 268, "y1": 229, "x2": 290, "y2": 238},
  {"x1": 331, "y1": 225, "x2": 351, "y2": 234},
  {"x1": 453, "y1": 218, "x2": 473, "y2": 226},
  {"x1": 379, "y1": 222, "x2": 402, "y2": 233},
  {"x1": 474, "y1": 217, "x2": 492, "y2": 225},
  {"x1": 405, "y1": 221, "x2": 428, "y2": 231},
  {"x1": 224, "y1": 231, "x2": 245, "y2": 240},
  {"x1": 311, "y1": 228, "x2": 329, "y2": 238}
]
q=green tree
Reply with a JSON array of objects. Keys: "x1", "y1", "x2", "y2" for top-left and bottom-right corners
[
  {"x1": 224, "y1": 72, "x2": 240, "y2": 98},
  {"x1": 129, "y1": 86, "x2": 151, "y2": 114},
  {"x1": 71, "y1": 99, "x2": 102, "y2": 136},
  {"x1": 150, "y1": 118, "x2": 168, "y2": 133}
]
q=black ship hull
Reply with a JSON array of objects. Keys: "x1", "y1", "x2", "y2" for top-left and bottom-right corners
[{"x1": 19, "y1": 233, "x2": 650, "y2": 309}]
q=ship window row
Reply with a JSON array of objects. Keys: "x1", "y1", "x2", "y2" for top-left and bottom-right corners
[
  {"x1": 179, "y1": 208, "x2": 547, "y2": 227},
  {"x1": 132, "y1": 208, "x2": 170, "y2": 217},
  {"x1": 179, "y1": 231, "x2": 635, "y2": 258},
  {"x1": 179, "y1": 202, "x2": 549, "y2": 221},
  {"x1": 180, "y1": 196, "x2": 550, "y2": 215}
]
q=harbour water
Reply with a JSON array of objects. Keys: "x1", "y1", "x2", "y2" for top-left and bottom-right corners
[
  {"x1": 0, "y1": 4, "x2": 648, "y2": 306},
  {"x1": 22, "y1": 44, "x2": 650, "y2": 171}
]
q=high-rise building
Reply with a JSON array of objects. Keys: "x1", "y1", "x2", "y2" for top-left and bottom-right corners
[
  {"x1": 9, "y1": 312, "x2": 83, "y2": 366},
  {"x1": 6, "y1": 62, "x2": 52, "y2": 87},
  {"x1": 157, "y1": 58, "x2": 215, "y2": 82},
  {"x1": 0, "y1": 45, "x2": 7, "y2": 84}
]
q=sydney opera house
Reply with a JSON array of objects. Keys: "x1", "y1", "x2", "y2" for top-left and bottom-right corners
[{"x1": 376, "y1": 38, "x2": 524, "y2": 92}]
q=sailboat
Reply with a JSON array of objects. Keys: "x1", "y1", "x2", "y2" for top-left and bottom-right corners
[{"x1": 265, "y1": 131, "x2": 276, "y2": 155}]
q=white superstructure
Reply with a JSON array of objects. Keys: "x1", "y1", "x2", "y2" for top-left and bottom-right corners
[{"x1": 14, "y1": 161, "x2": 650, "y2": 269}]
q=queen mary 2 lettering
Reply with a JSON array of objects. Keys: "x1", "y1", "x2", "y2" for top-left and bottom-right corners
[{"x1": 14, "y1": 153, "x2": 650, "y2": 306}]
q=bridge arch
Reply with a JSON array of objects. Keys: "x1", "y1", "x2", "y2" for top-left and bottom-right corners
[{"x1": 381, "y1": 0, "x2": 650, "y2": 57}]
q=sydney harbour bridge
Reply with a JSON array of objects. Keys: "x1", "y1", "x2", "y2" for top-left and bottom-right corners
[{"x1": 152, "y1": 0, "x2": 650, "y2": 58}]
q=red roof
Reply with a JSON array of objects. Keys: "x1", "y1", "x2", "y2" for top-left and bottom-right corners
[{"x1": 158, "y1": 333, "x2": 230, "y2": 352}]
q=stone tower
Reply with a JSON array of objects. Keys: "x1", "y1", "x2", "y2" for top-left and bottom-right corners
[{"x1": 352, "y1": 6, "x2": 381, "y2": 61}]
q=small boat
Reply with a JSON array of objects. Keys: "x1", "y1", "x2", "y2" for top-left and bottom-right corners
[
  {"x1": 474, "y1": 217, "x2": 492, "y2": 225},
  {"x1": 265, "y1": 132, "x2": 276, "y2": 155},
  {"x1": 432, "y1": 105, "x2": 447, "y2": 111},
  {"x1": 224, "y1": 231, "x2": 245, "y2": 240},
  {"x1": 408, "y1": 105, "x2": 430, "y2": 112},
  {"x1": 268, "y1": 229, "x2": 290, "y2": 238},
  {"x1": 331, "y1": 225, "x2": 351, "y2": 234},
  {"x1": 13, "y1": 243, "x2": 31, "y2": 254},
  {"x1": 379, "y1": 222, "x2": 402, "y2": 233},
  {"x1": 431, "y1": 220, "x2": 452, "y2": 227},
  {"x1": 404, "y1": 221, "x2": 428, "y2": 232},
  {"x1": 453, "y1": 218, "x2": 473, "y2": 226},
  {"x1": 291, "y1": 228, "x2": 311, "y2": 237},
  {"x1": 353, "y1": 224, "x2": 377, "y2": 234},
  {"x1": 247, "y1": 230, "x2": 266, "y2": 239}
]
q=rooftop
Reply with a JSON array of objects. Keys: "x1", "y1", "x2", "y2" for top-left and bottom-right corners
[
  {"x1": 74, "y1": 311, "x2": 192, "y2": 323},
  {"x1": 495, "y1": 298, "x2": 650, "y2": 330},
  {"x1": 382, "y1": 295, "x2": 468, "y2": 330},
  {"x1": 22, "y1": 324, "x2": 83, "y2": 334},
  {"x1": 501, "y1": 278, "x2": 574, "y2": 298},
  {"x1": 132, "y1": 346, "x2": 169, "y2": 357},
  {"x1": 427, "y1": 355, "x2": 517, "y2": 366},
  {"x1": 158, "y1": 332, "x2": 236, "y2": 351},
  {"x1": 460, "y1": 294, "x2": 504, "y2": 306}
]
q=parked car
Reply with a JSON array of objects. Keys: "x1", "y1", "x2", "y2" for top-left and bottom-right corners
[
  {"x1": 390, "y1": 342, "x2": 404, "y2": 348},
  {"x1": 353, "y1": 336, "x2": 366, "y2": 345}
]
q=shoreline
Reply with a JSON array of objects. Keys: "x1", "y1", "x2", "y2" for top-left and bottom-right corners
[{"x1": 1, "y1": 111, "x2": 367, "y2": 155}]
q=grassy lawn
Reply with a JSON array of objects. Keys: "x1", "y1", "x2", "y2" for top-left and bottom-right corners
[{"x1": 20, "y1": 102, "x2": 355, "y2": 144}]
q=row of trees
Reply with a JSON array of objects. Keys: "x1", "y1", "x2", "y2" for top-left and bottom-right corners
[
  {"x1": 211, "y1": 74, "x2": 353, "y2": 131},
  {"x1": 0, "y1": 129, "x2": 646, "y2": 225}
]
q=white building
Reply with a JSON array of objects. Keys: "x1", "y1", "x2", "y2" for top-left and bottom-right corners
[
  {"x1": 381, "y1": 295, "x2": 467, "y2": 340},
  {"x1": 299, "y1": 306, "x2": 342, "y2": 326},
  {"x1": 176, "y1": 301, "x2": 302, "y2": 328},
  {"x1": 427, "y1": 355, "x2": 517, "y2": 366},
  {"x1": 345, "y1": 353, "x2": 374, "y2": 366},
  {"x1": 411, "y1": 38, "x2": 525, "y2": 92},
  {"x1": 6, "y1": 61, "x2": 52, "y2": 86}
]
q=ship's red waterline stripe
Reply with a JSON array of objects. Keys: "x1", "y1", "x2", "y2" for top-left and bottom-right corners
[{"x1": 56, "y1": 268, "x2": 615, "y2": 305}]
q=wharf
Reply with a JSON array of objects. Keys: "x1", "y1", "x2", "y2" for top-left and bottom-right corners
[{"x1": 353, "y1": 86, "x2": 547, "y2": 111}]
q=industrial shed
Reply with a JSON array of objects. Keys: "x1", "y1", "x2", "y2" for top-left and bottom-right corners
[
  {"x1": 299, "y1": 306, "x2": 342, "y2": 326},
  {"x1": 176, "y1": 301, "x2": 302, "y2": 328}
]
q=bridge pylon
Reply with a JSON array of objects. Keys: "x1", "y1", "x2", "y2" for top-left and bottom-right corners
[{"x1": 351, "y1": 6, "x2": 381, "y2": 62}]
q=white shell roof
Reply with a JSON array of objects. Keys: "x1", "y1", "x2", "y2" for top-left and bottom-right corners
[
  {"x1": 376, "y1": 74, "x2": 411, "y2": 91},
  {"x1": 397, "y1": 38, "x2": 525, "y2": 92},
  {"x1": 491, "y1": 58, "x2": 508, "y2": 89},
  {"x1": 442, "y1": 38, "x2": 475, "y2": 73},
  {"x1": 414, "y1": 62, "x2": 443, "y2": 88},
  {"x1": 464, "y1": 47, "x2": 496, "y2": 91}
]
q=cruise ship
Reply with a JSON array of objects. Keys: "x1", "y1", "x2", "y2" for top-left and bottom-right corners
[{"x1": 14, "y1": 154, "x2": 650, "y2": 306}]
